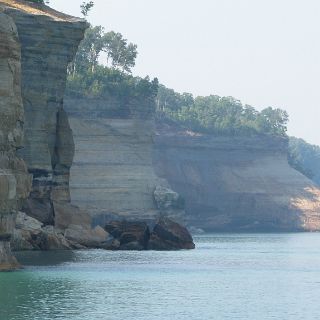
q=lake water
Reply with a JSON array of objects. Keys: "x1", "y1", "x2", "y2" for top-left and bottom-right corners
[{"x1": 1, "y1": 234, "x2": 320, "y2": 320}]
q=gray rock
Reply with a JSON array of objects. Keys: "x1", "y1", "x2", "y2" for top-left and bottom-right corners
[
  {"x1": 154, "y1": 186, "x2": 184, "y2": 210},
  {"x1": 64, "y1": 224, "x2": 112, "y2": 249},
  {"x1": 12, "y1": 212, "x2": 72, "y2": 251},
  {"x1": 15, "y1": 212, "x2": 43, "y2": 232}
]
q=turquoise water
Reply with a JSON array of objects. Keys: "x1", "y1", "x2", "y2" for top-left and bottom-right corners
[{"x1": 1, "y1": 234, "x2": 320, "y2": 320}]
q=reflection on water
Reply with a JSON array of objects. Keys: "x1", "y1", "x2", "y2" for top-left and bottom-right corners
[
  {"x1": 15, "y1": 250, "x2": 76, "y2": 266},
  {"x1": 1, "y1": 234, "x2": 320, "y2": 320}
]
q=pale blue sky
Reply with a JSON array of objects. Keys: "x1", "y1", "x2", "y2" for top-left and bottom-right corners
[{"x1": 53, "y1": 0, "x2": 320, "y2": 145}]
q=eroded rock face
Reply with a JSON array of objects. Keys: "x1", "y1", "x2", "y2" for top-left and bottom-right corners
[
  {"x1": 154, "y1": 129, "x2": 320, "y2": 232},
  {"x1": 0, "y1": 0, "x2": 87, "y2": 225},
  {"x1": 153, "y1": 185, "x2": 185, "y2": 221},
  {"x1": 64, "y1": 97, "x2": 183, "y2": 223},
  {"x1": 0, "y1": 11, "x2": 31, "y2": 270}
]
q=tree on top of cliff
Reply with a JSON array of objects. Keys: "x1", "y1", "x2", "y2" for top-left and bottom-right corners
[
  {"x1": 70, "y1": 26, "x2": 137, "y2": 74},
  {"x1": 156, "y1": 85, "x2": 289, "y2": 137},
  {"x1": 80, "y1": 1, "x2": 94, "y2": 17},
  {"x1": 66, "y1": 18, "x2": 157, "y2": 105}
]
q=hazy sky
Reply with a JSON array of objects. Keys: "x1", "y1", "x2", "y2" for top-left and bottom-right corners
[{"x1": 53, "y1": 0, "x2": 320, "y2": 145}]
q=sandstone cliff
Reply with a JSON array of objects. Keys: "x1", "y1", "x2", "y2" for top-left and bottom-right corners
[
  {"x1": 153, "y1": 125, "x2": 320, "y2": 231},
  {"x1": 64, "y1": 97, "x2": 183, "y2": 224},
  {"x1": 0, "y1": 10, "x2": 31, "y2": 270},
  {"x1": 0, "y1": 0, "x2": 87, "y2": 226},
  {"x1": 0, "y1": 1, "x2": 192, "y2": 257},
  {"x1": 0, "y1": 1, "x2": 107, "y2": 254}
]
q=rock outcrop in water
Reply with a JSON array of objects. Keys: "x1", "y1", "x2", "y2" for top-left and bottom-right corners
[
  {"x1": 149, "y1": 216, "x2": 195, "y2": 250},
  {"x1": 154, "y1": 124, "x2": 320, "y2": 232},
  {"x1": 0, "y1": 10, "x2": 31, "y2": 270},
  {"x1": 104, "y1": 217, "x2": 195, "y2": 250}
]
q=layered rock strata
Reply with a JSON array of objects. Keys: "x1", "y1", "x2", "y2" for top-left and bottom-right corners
[
  {"x1": 0, "y1": 0, "x2": 88, "y2": 225},
  {"x1": 64, "y1": 97, "x2": 182, "y2": 223},
  {"x1": 0, "y1": 10, "x2": 31, "y2": 270},
  {"x1": 154, "y1": 127, "x2": 320, "y2": 232}
]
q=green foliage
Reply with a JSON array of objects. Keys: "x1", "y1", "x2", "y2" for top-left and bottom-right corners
[
  {"x1": 69, "y1": 26, "x2": 137, "y2": 75},
  {"x1": 67, "y1": 66, "x2": 158, "y2": 102},
  {"x1": 68, "y1": 24, "x2": 288, "y2": 138},
  {"x1": 288, "y1": 137, "x2": 320, "y2": 185},
  {"x1": 80, "y1": 1, "x2": 94, "y2": 17},
  {"x1": 67, "y1": 24, "x2": 156, "y2": 110},
  {"x1": 156, "y1": 85, "x2": 289, "y2": 137}
]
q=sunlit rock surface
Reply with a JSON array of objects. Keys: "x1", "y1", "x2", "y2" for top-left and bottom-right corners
[{"x1": 0, "y1": 10, "x2": 31, "y2": 270}]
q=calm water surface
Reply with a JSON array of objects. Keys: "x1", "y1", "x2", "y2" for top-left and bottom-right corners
[{"x1": 1, "y1": 234, "x2": 320, "y2": 320}]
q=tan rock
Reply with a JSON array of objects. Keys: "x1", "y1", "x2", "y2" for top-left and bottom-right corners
[
  {"x1": 0, "y1": 10, "x2": 31, "y2": 270},
  {"x1": 64, "y1": 224, "x2": 111, "y2": 248},
  {"x1": 154, "y1": 131, "x2": 320, "y2": 231},
  {"x1": 64, "y1": 97, "x2": 184, "y2": 224},
  {"x1": 0, "y1": 0, "x2": 87, "y2": 225}
]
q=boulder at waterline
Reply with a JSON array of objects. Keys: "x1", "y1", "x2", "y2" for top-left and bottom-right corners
[
  {"x1": 148, "y1": 217, "x2": 195, "y2": 250},
  {"x1": 104, "y1": 217, "x2": 195, "y2": 251},
  {"x1": 104, "y1": 221, "x2": 150, "y2": 250}
]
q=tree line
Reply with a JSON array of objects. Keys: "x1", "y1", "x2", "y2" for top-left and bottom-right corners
[
  {"x1": 156, "y1": 85, "x2": 289, "y2": 137},
  {"x1": 33, "y1": 0, "x2": 289, "y2": 138}
]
